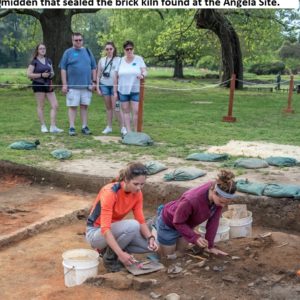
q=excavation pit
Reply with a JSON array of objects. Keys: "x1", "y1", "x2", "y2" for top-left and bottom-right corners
[{"x1": 0, "y1": 161, "x2": 299, "y2": 300}]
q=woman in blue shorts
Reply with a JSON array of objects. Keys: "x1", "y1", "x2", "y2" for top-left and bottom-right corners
[
  {"x1": 114, "y1": 41, "x2": 147, "y2": 133},
  {"x1": 27, "y1": 43, "x2": 63, "y2": 134},
  {"x1": 96, "y1": 42, "x2": 126, "y2": 136}
]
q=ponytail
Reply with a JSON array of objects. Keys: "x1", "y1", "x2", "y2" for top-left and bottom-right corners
[{"x1": 112, "y1": 162, "x2": 147, "y2": 183}]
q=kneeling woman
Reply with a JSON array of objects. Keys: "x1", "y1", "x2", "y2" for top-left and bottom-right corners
[
  {"x1": 156, "y1": 170, "x2": 237, "y2": 257},
  {"x1": 86, "y1": 162, "x2": 158, "y2": 272}
]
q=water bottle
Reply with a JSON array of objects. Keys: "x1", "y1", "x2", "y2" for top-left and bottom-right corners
[{"x1": 115, "y1": 100, "x2": 120, "y2": 112}]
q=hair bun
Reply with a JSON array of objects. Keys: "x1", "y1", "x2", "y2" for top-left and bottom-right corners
[{"x1": 216, "y1": 169, "x2": 236, "y2": 194}]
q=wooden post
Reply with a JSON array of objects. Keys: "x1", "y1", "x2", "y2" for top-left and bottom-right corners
[
  {"x1": 137, "y1": 78, "x2": 145, "y2": 132},
  {"x1": 223, "y1": 74, "x2": 237, "y2": 122},
  {"x1": 283, "y1": 75, "x2": 295, "y2": 113}
]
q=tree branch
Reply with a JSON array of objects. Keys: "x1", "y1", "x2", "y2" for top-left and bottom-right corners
[
  {"x1": 71, "y1": 9, "x2": 101, "y2": 15},
  {"x1": 13, "y1": 9, "x2": 41, "y2": 19},
  {"x1": 154, "y1": 9, "x2": 164, "y2": 20},
  {"x1": 224, "y1": 9, "x2": 290, "y2": 30},
  {"x1": 0, "y1": 10, "x2": 12, "y2": 18}
]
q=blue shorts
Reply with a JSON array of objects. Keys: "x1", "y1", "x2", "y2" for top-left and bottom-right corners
[
  {"x1": 100, "y1": 85, "x2": 114, "y2": 96},
  {"x1": 119, "y1": 92, "x2": 140, "y2": 102},
  {"x1": 156, "y1": 207, "x2": 181, "y2": 246}
]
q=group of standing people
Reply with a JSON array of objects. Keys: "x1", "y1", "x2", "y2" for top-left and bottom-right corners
[
  {"x1": 86, "y1": 162, "x2": 237, "y2": 272},
  {"x1": 27, "y1": 32, "x2": 146, "y2": 136}
]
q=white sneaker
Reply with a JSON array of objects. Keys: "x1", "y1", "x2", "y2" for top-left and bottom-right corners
[
  {"x1": 41, "y1": 124, "x2": 48, "y2": 133},
  {"x1": 121, "y1": 127, "x2": 127, "y2": 135},
  {"x1": 102, "y1": 126, "x2": 112, "y2": 134},
  {"x1": 50, "y1": 126, "x2": 64, "y2": 133}
]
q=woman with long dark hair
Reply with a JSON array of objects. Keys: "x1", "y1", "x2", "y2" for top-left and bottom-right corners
[
  {"x1": 86, "y1": 162, "x2": 158, "y2": 272},
  {"x1": 27, "y1": 43, "x2": 63, "y2": 133}
]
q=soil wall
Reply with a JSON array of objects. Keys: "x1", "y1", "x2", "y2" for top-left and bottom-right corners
[{"x1": 1, "y1": 160, "x2": 299, "y2": 232}]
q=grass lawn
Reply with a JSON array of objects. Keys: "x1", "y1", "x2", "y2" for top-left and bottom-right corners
[{"x1": 0, "y1": 68, "x2": 299, "y2": 166}]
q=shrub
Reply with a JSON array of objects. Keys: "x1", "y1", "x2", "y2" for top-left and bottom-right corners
[
  {"x1": 248, "y1": 61, "x2": 285, "y2": 75},
  {"x1": 196, "y1": 55, "x2": 219, "y2": 71}
]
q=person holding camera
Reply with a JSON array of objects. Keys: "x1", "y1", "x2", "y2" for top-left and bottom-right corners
[
  {"x1": 27, "y1": 43, "x2": 63, "y2": 134},
  {"x1": 114, "y1": 40, "x2": 147, "y2": 133},
  {"x1": 96, "y1": 42, "x2": 126, "y2": 135},
  {"x1": 59, "y1": 32, "x2": 97, "y2": 136}
]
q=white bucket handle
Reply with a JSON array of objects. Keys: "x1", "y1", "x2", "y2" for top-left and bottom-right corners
[{"x1": 64, "y1": 265, "x2": 75, "y2": 276}]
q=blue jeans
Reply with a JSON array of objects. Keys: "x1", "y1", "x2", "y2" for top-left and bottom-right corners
[
  {"x1": 119, "y1": 92, "x2": 140, "y2": 102},
  {"x1": 100, "y1": 85, "x2": 114, "y2": 96},
  {"x1": 156, "y1": 206, "x2": 181, "y2": 246}
]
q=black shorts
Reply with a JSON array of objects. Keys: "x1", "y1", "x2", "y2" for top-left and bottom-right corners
[{"x1": 32, "y1": 81, "x2": 53, "y2": 93}]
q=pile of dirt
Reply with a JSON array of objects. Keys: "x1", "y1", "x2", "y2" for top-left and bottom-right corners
[{"x1": 208, "y1": 140, "x2": 300, "y2": 161}]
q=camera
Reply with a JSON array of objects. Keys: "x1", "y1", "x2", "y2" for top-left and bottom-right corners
[{"x1": 103, "y1": 72, "x2": 110, "y2": 78}]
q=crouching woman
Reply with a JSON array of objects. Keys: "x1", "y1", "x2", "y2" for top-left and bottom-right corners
[
  {"x1": 156, "y1": 169, "x2": 237, "y2": 257},
  {"x1": 86, "y1": 162, "x2": 158, "y2": 272}
]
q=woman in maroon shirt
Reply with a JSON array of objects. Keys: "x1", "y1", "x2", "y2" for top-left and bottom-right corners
[{"x1": 156, "y1": 170, "x2": 237, "y2": 257}]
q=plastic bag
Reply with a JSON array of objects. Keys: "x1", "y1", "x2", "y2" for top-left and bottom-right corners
[
  {"x1": 234, "y1": 158, "x2": 269, "y2": 169},
  {"x1": 144, "y1": 161, "x2": 167, "y2": 175},
  {"x1": 266, "y1": 156, "x2": 298, "y2": 167},
  {"x1": 122, "y1": 132, "x2": 153, "y2": 146},
  {"x1": 164, "y1": 167, "x2": 206, "y2": 181},
  {"x1": 263, "y1": 184, "x2": 300, "y2": 199},
  {"x1": 236, "y1": 179, "x2": 267, "y2": 196},
  {"x1": 186, "y1": 152, "x2": 228, "y2": 162},
  {"x1": 51, "y1": 149, "x2": 72, "y2": 160},
  {"x1": 9, "y1": 139, "x2": 40, "y2": 150}
]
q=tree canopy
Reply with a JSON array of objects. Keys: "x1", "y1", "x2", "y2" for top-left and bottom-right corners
[{"x1": 0, "y1": 7, "x2": 299, "y2": 86}]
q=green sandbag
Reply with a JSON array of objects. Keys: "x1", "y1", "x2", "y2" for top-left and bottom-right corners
[
  {"x1": 144, "y1": 161, "x2": 167, "y2": 175},
  {"x1": 122, "y1": 132, "x2": 153, "y2": 146},
  {"x1": 9, "y1": 139, "x2": 40, "y2": 150},
  {"x1": 186, "y1": 152, "x2": 228, "y2": 162},
  {"x1": 263, "y1": 184, "x2": 300, "y2": 199},
  {"x1": 236, "y1": 179, "x2": 267, "y2": 196},
  {"x1": 164, "y1": 167, "x2": 206, "y2": 181},
  {"x1": 234, "y1": 158, "x2": 269, "y2": 169},
  {"x1": 266, "y1": 156, "x2": 298, "y2": 167},
  {"x1": 51, "y1": 149, "x2": 72, "y2": 160}
]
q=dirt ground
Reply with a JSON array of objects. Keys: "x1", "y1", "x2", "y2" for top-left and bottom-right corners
[
  {"x1": 1, "y1": 219, "x2": 300, "y2": 300},
  {"x1": 0, "y1": 171, "x2": 300, "y2": 300},
  {"x1": 0, "y1": 174, "x2": 93, "y2": 237},
  {"x1": 40, "y1": 139, "x2": 300, "y2": 187},
  {"x1": 1, "y1": 140, "x2": 300, "y2": 299}
]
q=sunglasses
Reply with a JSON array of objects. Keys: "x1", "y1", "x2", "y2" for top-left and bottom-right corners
[
  {"x1": 74, "y1": 39, "x2": 83, "y2": 42},
  {"x1": 132, "y1": 168, "x2": 148, "y2": 176},
  {"x1": 105, "y1": 48, "x2": 113, "y2": 51},
  {"x1": 125, "y1": 48, "x2": 133, "y2": 51},
  {"x1": 38, "y1": 48, "x2": 46, "y2": 50}
]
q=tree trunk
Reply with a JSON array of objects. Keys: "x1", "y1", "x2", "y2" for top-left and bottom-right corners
[
  {"x1": 173, "y1": 54, "x2": 184, "y2": 78},
  {"x1": 195, "y1": 9, "x2": 243, "y2": 89},
  {"x1": 0, "y1": 9, "x2": 100, "y2": 84},
  {"x1": 40, "y1": 10, "x2": 73, "y2": 85}
]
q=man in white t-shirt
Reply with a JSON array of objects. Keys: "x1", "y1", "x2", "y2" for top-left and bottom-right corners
[{"x1": 114, "y1": 41, "x2": 147, "y2": 133}]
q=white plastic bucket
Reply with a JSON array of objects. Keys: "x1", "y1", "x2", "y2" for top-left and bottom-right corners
[
  {"x1": 222, "y1": 211, "x2": 253, "y2": 238},
  {"x1": 197, "y1": 218, "x2": 230, "y2": 243},
  {"x1": 62, "y1": 249, "x2": 99, "y2": 287}
]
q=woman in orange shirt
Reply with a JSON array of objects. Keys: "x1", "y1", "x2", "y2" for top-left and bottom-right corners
[{"x1": 86, "y1": 162, "x2": 158, "y2": 272}]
